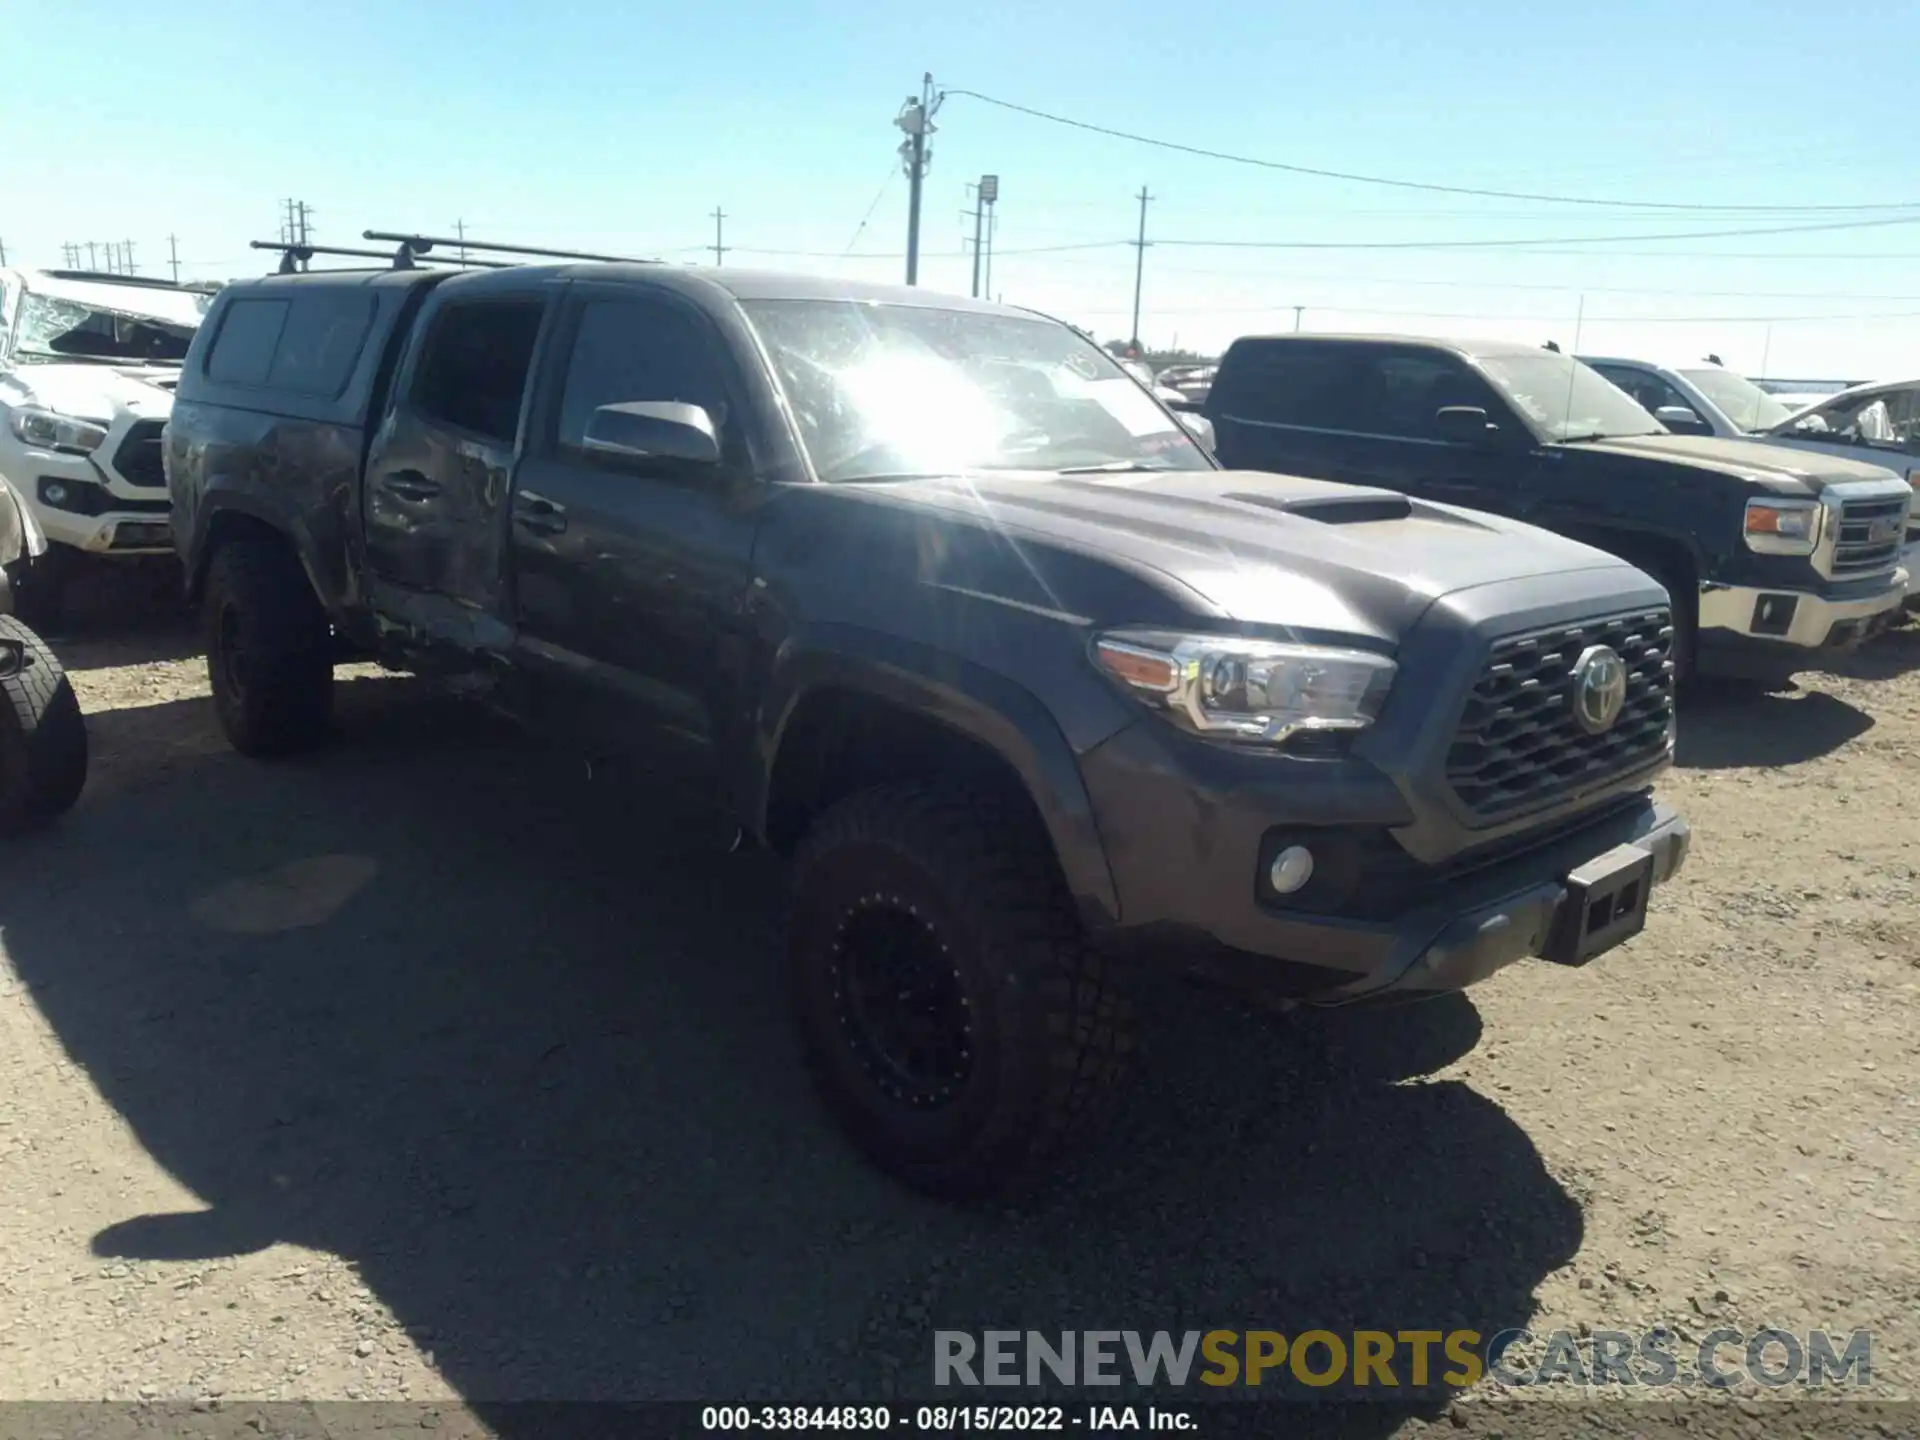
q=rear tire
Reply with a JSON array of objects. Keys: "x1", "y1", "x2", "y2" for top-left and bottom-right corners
[
  {"x1": 0, "y1": 616, "x2": 89, "y2": 836},
  {"x1": 789, "y1": 782, "x2": 1133, "y2": 1199},
  {"x1": 203, "y1": 540, "x2": 333, "y2": 757}
]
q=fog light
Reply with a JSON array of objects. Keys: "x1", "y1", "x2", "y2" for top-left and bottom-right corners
[
  {"x1": 1268, "y1": 845, "x2": 1315, "y2": 895},
  {"x1": 41, "y1": 481, "x2": 70, "y2": 508}
]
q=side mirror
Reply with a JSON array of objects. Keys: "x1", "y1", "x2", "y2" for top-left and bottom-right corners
[
  {"x1": 1655, "y1": 404, "x2": 1709, "y2": 434},
  {"x1": 1434, "y1": 405, "x2": 1495, "y2": 445},
  {"x1": 1177, "y1": 411, "x2": 1216, "y2": 453},
  {"x1": 582, "y1": 401, "x2": 721, "y2": 467}
]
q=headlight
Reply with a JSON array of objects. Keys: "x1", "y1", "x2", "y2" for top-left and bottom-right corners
[
  {"x1": 9, "y1": 407, "x2": 109, "y2": 455},
  {"x1": 1744, "y1": 498, "x2": 1821, "y2": 555},
  {"x1": 1092, "y1": 629, "x2": 1396, "y2": 746}
]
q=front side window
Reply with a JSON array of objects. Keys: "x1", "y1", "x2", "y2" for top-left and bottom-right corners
[
  {"x1": 555, "y1": 296, "x2": 735, "y2": 456},
  {"x1": 1476, "y1": 352, "x2": 1665, "y2": 443},
  {"x1": 411, "y1": 299, "x2": 543, "y2": 444},
  {"x1": 741, "y1": 299, "x2": 1210, "y2": 481},
  {"x1": 1354, "y1": 353, "x2": 1502, "y2": 441},
  {"x1": 1787, "y1": 386, "x2": 1920, "y2": 454},
  {"x1": 1676, "y1": 367, "x2": 1790, "y2": 432}
]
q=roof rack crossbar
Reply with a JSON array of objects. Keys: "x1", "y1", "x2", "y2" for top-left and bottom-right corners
[
  {"x1": 250, "y1": 240, "x2": 508, "y2": 274},
  {"x1": 362, "y1": 230, "x2": 658, "y2": 266}
]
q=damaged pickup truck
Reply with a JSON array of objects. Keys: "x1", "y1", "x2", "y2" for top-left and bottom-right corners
[
  {"x1": 168, "y1": 257, "x2": 1691, "y2": 1196},
  {"x1": 0, "y1": 268, "x2": 209, "y2": 625}
]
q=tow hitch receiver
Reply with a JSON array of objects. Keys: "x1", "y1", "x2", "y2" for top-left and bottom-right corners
[{"x1": 1543, "y1": 843, "x2": 1655, "y2": 966}]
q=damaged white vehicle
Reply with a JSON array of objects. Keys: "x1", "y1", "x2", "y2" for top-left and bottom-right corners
[
  {"x1": 0, "y1": 471, "x2": 88, "y2": 835},
  {"x1": 0, "y1": 268, "x2": 209, "y2": 624}
]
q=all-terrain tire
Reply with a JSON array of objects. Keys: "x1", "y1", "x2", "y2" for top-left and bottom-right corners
[
  {"x1": 203, "y1": 540, "x2": 333, "y2": 757},
  {"x1": 789, "y1": 782, "x2": 1133, "y2": 1199},
  {"x1": 0, "y1": 616, "x2": 89, "y2": 836}
]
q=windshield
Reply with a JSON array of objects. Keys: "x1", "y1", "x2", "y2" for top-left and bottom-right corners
[
  {"x1": 1677, "y1": 367, "x2": 1792, "y2": 432},
  {"x1": 13, "y1": 280, "x2": 206, "y2": 364},
  {"x1": 1476, "y1": 351, "x2": 1666, "y2": 442},
  {"x1": 740, "y1": 299, "x2": 1211, "y2": 482}
]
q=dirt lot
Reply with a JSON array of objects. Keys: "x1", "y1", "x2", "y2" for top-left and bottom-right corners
[{"x1": 2, "y1": 574, "x2": 1916, "y2": 1433}]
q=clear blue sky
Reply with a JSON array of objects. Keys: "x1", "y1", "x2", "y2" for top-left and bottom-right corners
[{"x1": 9, "y1": 0, "x2": 1919, "y2": 375}]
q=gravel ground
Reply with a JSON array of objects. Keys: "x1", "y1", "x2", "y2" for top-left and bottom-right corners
[{"x1": 1, "y1": 568, "x2": 1916, "y2": 1436}]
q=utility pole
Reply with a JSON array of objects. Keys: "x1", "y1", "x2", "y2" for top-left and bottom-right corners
[
  {"x1": 968, "y1": 186, "x2": 984, "y2": 297},
  {"x1": 121, "y1": 240, "x2": 137, "y2": 275},
  {"x1": 981, "y1": 176, "x2": 999, "y2": 300},
  {"x1": 0, "y1": 237, "x2": 6, "y2": 266},
  {"x1": 86, "y1": 241, "x2": 102, "y2": 271},
  {"x1": 455, "y1": 218, "x2": 467, "y2": 265},
  {"x1": 1293, "y1": 306, "x2": 1304, "y2": 333},
  {"x1": 1129, "y1": 187, "x2": 1153, "y2": 350},
  {"x1": 168, "y1": 234, "x2": 181, "y2": 283},
  {"x1": 709, "y1": 208, "x2": 729, "y2": 266},
  {"x1": 895, "y1": 73, "x2": 942, "y2": 286}
]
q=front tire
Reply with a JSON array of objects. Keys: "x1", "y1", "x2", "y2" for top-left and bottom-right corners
[
  {"x1": 0, "y1": 616, "x2": 89, "y2": 836},
  {"x1": 789, "y1": 782, "x2": 1133, "y2": 1199},
  {"x1": 203, "y1": 540, "x2": 333, "y2": 757}
]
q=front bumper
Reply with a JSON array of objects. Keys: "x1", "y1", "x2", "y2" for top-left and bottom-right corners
[
  {"x1": 1696, "y1": 571, "x2": 1906, "y2": 674},
  {"x1": 4, "y1": 414, "x2": 174, "y2": 556},
  {"x1": 1081, "y1": 703, "x2": 1691, "y2": 1005}
]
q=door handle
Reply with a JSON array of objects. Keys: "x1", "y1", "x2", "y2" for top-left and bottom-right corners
[
  {"x1": 514, "y1": 492, "x2": 567, "y2": 536},
  {"x1": 380, "y1": 468, "x2": 442, "y2": 502}
]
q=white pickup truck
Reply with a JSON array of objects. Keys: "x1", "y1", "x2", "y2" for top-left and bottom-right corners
[{"x1": 0, "y1": 268, "x2": 210, "y2": 623}]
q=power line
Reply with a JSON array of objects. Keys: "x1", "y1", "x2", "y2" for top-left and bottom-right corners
[
  {"x1": 723, "y1": 239, "x2": 1122, "y2": 260},
  {"x1": 1151, "y1": 213, "x2": 1920, "y2": 252},
  {"x1": 841, "y1": 166, "x2": 898, "y2": 257},
  {"x1": 941, "y1": 87, "x2": 1920, "y2": 215},
  {"x1": 1070, "y1": 300, "x2": 1920, "y2": 325}
]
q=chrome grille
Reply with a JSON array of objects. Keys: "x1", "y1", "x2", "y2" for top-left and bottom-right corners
[
  {"x1": 1447, "y1": 607, "x2": 1674, "y2": 822},
  {"x1": 1830, "y1": 494, "x2": 1909, "y2": 576},
  {"x1": 111, "y1": 420, "x2": 167, "y2": 489}
]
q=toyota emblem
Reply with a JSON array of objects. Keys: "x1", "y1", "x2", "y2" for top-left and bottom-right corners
[{"x1": 1571, "y1": 645, "x2": 1628, "y2": 734}]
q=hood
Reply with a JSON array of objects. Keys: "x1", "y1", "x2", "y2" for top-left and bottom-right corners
[
  {"x1": 860, "y1": 468, "x2": 1637, "y2": 645},
  {"x1": 0, "y1": 361, "x2": 177, "y2": 421},
  {"x1": 1571, "y1": 432, "x2": 1900, "y2": 494}
]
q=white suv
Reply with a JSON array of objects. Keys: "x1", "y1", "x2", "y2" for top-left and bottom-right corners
[{"x1": 0, "y1": 268, "x2": 209, "y2": 620}]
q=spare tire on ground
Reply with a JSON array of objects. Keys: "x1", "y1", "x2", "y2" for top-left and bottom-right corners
[{"x1": 0, "y1": 615, "x2": 89, "y2": 837}]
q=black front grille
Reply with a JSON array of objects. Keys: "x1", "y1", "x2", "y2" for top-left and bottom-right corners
[
  {"x1": 1446, "y1": 607, "x2": 1674, "y2": 822},
  {"x1": 1831, "y1": 495, "x2": 1908, "y2": 575},
  {"x1": 111, "y1": 419, "x2": 167, "y2": 488}
]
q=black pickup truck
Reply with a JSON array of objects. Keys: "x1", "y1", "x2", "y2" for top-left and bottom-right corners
[
  {"x1": 1203, "y1": 335, "x2": 1913, "y2": 685},
  {"x1": 167, "y1": 263, "x2": 1690, "y2": 1196}
]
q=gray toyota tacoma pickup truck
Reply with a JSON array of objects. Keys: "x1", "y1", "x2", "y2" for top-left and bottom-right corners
[{"x1": 166, "y1": 255, "x2": 1691, "y2": 1196}]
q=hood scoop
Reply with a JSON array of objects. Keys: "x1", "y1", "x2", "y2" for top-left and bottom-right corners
[{"x1": 1224, "y1": 487, "x2": 1413, "y2": 524}]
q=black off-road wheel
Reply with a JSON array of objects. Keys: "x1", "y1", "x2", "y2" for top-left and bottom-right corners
[
  {"x1": 203, "y1": 540, "x2": 333, "y2": 757},
  {"x1": 789, "y1": 782, "x2": 1133, "y2": 1199},
  {"x1": 0, "y1": 616, "x2": 89, "y2": 837}
]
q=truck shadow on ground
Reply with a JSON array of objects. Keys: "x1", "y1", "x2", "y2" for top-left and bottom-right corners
[
  {"x1": 1673, "y1": 684, "x2": 1872, "y2": 770},
  {"x1": 1, "y1": 681, "x2": 1580, "y2": 1429}
]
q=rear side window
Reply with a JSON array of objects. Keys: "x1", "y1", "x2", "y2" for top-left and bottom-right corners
[
  {"x1": 411, "y1": 299, "x2": 544, "y2": 444},
  {"x1": 1210, "y1": 341, "x2": 1355, "y2": 428},
  {"x1": 204, "y1": 298, "x2": 289, "y2": 385},
  {"x1": 266, "y1": 293, "x2": 375, "y2": 396}
]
